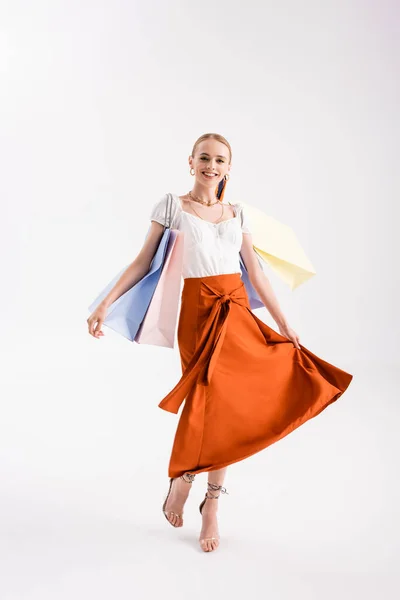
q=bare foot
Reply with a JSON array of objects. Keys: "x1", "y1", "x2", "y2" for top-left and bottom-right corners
[
  {"x1": 199, "y1": 494, "x2": 220, "y2": 552},
  {"x1": 163, "y1": 475, "x2": 194, "y2": 527}
]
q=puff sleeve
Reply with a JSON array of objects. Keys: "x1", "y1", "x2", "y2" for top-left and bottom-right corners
[
  {"x1": 149, "y1": 193, "x2": 180, "y2": 228},
  {"x1": 149, "y1": 194, "x2": 169, "y2": 226},
  {"x1": 236, "y1": 203, "x2": 252, "y2": 234}
]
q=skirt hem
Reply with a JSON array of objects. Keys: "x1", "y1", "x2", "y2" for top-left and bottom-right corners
[{"x1": 167, "y1": 376, "x2": 352, "y2": 478}]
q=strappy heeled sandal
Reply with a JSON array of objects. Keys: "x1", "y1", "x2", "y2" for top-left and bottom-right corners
[
  {"x1": 199, "y1": 482, "x2": 229, "y2": 552},
  {"x1": 162, "y1": 472, "x2": 196, "y2": 527}
]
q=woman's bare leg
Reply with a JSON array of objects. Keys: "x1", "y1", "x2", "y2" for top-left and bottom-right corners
[{"x1": 199, "y1": 467, "x2": 228, "y2": 552}]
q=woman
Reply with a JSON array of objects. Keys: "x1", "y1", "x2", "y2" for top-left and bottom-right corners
[{"x1": 87, "y1": 133, "x2": 353, "y2": 553}]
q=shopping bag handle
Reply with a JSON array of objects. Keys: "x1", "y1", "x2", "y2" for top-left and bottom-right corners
[{"x1": 163, "y1": 193, "x2": 174, "y2": 230}]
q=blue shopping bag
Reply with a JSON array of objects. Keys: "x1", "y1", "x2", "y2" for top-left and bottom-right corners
[{"x1": 239, "y1": 251, "x2": 264, "y2": 310}]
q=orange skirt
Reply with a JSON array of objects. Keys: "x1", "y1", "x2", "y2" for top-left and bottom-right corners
[{"x1": 158, "y1": 273, "x2": 353, "y2": 478}]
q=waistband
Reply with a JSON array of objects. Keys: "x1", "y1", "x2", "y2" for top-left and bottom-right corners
[{"x1": 182, "y1": 272, "x2": 242, "y2": 288}]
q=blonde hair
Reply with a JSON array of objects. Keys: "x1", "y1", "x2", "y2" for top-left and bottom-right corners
[{"x1": 191, "y1": 133, "x2": 232, "y2": 202}]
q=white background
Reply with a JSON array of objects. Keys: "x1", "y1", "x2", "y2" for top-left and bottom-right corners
[{"x1": 1, "y1": 0, "x2": 398, "y2": 598}]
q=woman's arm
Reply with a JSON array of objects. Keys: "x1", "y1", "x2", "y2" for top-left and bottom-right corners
[
  {"x1": 98, "y1": 221, "x2": 165, "y2": 309},
  {"x1": 239, "y1": 233, "x2": 301, "y2": 348},
  {"x1": 87, "y1": 221, "x2": 165, "y2": 338}
]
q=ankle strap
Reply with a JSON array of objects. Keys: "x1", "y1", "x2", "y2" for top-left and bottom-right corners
[
  {"x1": 180, "y1": 472, "x2": 196, "y2": 483},
  {"x1": 206, "y1": 482, "x2": 229, "y2": 497}
]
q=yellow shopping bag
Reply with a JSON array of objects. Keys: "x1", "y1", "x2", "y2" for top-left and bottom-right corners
[{"x1": 239, "y1": 201, "x2": 316, "y2": 291}]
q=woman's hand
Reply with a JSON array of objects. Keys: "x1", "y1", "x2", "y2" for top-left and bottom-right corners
[
  {"x1": 278, "y1": 323, "x2": 301, "y2": 349},
  {"x1": 87, "y1": 305, "x2": 107, "y2": 339}
]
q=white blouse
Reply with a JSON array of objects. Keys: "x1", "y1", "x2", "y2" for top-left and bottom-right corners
[{"x1": 149, "y1": 192, "x2": 252, "y2": 279}]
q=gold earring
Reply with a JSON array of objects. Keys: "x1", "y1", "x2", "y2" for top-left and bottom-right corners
[
  {"x1": 225, "y1": 173, "x2": 230, "y2": 180},
  {"x1": 190, "y1": 168, "x2": 195, "y2": 176}
]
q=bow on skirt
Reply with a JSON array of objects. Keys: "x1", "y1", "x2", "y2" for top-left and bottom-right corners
[{"x1": 158, "y1": 277, "x2": 261, "y2": 413}]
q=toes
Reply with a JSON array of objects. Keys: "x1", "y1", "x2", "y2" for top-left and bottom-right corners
[
  {"x1": 199, "y1": 538, "x2": 219, "y2": 552},
  {"x1": 168, "y1": 511, "x2": 177, "y2": 527}
]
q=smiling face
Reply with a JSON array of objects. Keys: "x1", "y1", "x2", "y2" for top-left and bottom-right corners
[{"x1": 189, "y1": 138, "x2": 231, "y2": 188}]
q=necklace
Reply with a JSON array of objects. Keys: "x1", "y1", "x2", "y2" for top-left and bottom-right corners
[
  {"x1": 188, "y1": 190, "x2": 219, "y2": 206},
  {"x1": 183, "y1": 190, "x2": 225, "y2": 223},
  {"x1": 190, "y1": 200, "x2": 224, "y2": 223}
]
